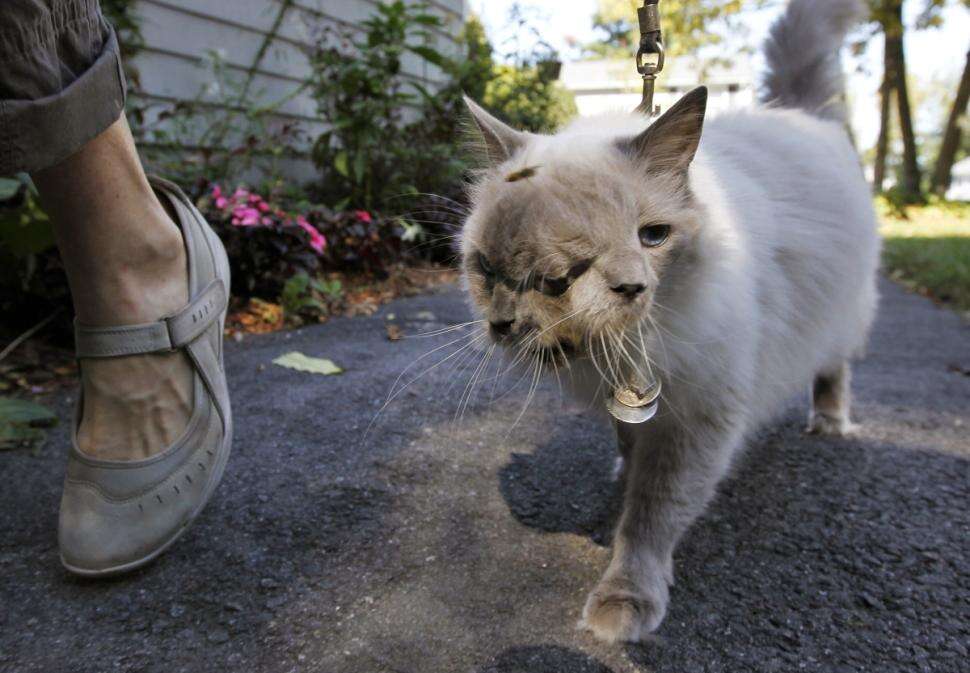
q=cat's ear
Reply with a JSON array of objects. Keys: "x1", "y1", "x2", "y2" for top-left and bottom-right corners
[
  {"x1": 463, "y1": 96, "x2": 528, "y2": 165},
  {"x1": 620, "y1": 86, "x2": 707, "y2": 174}
]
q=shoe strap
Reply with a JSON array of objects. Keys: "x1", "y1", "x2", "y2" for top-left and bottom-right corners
[{"x1": 74, "y1": 279, "x2": 227, "y2": 359}]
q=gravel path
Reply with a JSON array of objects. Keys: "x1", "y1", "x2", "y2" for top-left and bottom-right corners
[{"x1": 1, "y1": 279, "x2": 968, "y2": 673}]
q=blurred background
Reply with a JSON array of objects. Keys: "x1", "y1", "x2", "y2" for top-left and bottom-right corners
[{"x1": 1, "y1": 0, "x2": 968, "y2": 420}]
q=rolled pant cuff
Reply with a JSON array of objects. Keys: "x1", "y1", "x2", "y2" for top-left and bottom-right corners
[{"x1": 0, "y1": 23, "x2": 127, "y2": 176}]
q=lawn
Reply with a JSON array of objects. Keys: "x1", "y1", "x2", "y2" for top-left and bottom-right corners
[{"x1": 879, "y1": 199, "x2": 970, "y2": 312}]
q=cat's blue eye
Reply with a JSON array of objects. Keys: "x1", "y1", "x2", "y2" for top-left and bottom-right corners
[{"x1": 639, "y1": 224, "x2": 671, "y2": 247}]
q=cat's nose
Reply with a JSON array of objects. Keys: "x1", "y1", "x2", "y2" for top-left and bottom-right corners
[
  {"x1": 611, "y1": 283, "x2": 647, "y2": 299},
  {"x1": 490, "y1": 319, "x2": 514, "y2": 337}
]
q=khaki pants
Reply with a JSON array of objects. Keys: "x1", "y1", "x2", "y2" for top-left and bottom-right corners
[{"x1": 0, "y1": 0, "x2": 126, "y2": 175}]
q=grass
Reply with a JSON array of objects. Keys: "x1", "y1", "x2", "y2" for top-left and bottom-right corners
[{"x1": 878, "y1": 198, "x2": 970, "y2": 312}]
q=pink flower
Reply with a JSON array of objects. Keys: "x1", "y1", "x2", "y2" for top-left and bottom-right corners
[
  {"x1": 212, "y1": 185, "x2": 223, "y2": 199},
  {"x1": 262, "y1": 217, "x2": 273, "y2": 226},
  {"x1": 296, "y1": 216, "x2": 327, "y2": 254},
  {"x1": 354, "y1": 210, "x2": 373, "y2": 223},
  {"x1": 258, "y1": 201, "x2": 271, "y2": 213},
  {"x1": 215, "y1": 197, "x2": 229, "y2": 209},
  {"x1": 232, "y1": 205, "x2": 262, "y2": 226}
]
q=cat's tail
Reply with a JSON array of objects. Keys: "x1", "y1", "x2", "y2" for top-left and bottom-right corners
[{"x1": 761, "y1": 0, "x2": 866, "y2": 122}]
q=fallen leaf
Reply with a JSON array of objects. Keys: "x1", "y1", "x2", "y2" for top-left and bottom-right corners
[
  {"x1": 272, "y1": 352, "x2": 343, "y2": 376},
  {"x1": 386, "y1": 324, "x2": 403, "y2": 341},
  {"x1": 0, "y1": 397, "x2": 58, "y2": 450}
]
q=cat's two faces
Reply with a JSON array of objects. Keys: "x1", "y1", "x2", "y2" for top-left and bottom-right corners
[{"x1": 461, "y1": 88, "x2": 709, "y2": 367}]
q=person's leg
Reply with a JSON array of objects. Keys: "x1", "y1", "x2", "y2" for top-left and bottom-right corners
[
  {"x1": 4, "y1": 1, "x2": 232, "y2": 576},
  {"x1": 33, "y1": 116, "x2": 193, "y2": 460},
  {"x1": 1, "y1": 1, "x2": 191, "y2": 460}
]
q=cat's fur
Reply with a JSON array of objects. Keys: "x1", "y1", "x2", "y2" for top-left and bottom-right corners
[{"x1": 460, "y1": 0, "x2": 879, "y2": 642}]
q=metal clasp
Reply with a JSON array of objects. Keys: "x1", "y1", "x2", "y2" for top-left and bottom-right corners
[{"x1": 634, "y1": 1, "x2": 665, "y2": 117}]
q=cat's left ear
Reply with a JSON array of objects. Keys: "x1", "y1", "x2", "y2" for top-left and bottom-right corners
[
  {"x1": 463, "y1": 96, "x2": 529, "y2": 165},
  {"x1": 620, "y1": 86, "x2": 708, "y2": 174}
]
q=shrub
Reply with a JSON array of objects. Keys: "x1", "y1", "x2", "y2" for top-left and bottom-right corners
[
  {"x1": 482, "y1": 63, "x2": 577, "y2": 133},
  {"x1": 198, "y1": 183, "x2": 416, "y2": 298},
  {"x1": 199, "y1": 184, "x2": 324, "y2": 297},
  {"x1": 0, "y1": 177, "x2": 68, "y2": 334},
  {"x1": 308, "y1": 1, "x2": 451, "y2": 211},
  {"x1": 1, "y1": 5, "x2": 580, "y2": 335}
]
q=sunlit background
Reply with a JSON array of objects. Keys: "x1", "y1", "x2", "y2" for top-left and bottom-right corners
[{"x1": 474, "y1": 0, "x2": 970, "y2": 193}]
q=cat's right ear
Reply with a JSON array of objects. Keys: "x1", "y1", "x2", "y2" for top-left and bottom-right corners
[
  {"x1": 463, "y1": 96, "x2": 528, "y2": 165},
  {"x1": 620, "y1": 86, "x2": 708, "y2": 175}
]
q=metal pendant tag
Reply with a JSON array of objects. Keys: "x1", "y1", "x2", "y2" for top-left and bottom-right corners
[{"x1": 606, "y1": 379, "x2": 662, "y2": 425}]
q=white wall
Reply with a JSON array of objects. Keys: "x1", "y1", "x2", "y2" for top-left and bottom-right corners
[{"x1": 128, "y1": 0, "x2": 467, "y2": 178}]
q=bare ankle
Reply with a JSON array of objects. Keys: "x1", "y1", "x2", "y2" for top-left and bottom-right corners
[{"x1": 74, "y1": 205, "x2": 188, "y2": 326}]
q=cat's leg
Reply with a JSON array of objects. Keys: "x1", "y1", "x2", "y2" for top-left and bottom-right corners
[
  {"x1": 581, "y1": 421, "x2": 741, "y2": 643},
  {"x1": 807, "y1": 361, "x2": 855, "y2": 436},
  {"x1": 611, "y1": 421, "x2": 635, "y2": 483}
]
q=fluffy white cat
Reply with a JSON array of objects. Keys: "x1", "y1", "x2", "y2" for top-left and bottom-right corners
[{"x1": 460, "y1": 0, "x2": 879, "y2": 642}]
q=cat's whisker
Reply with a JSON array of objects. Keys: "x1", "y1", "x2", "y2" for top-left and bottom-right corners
[
  {"x1": 403, "y1": 320, "x2": 486, "y2": 339},
  {"x1": 385, "y1": 330, "x2": 482, "y2": 401},
  {"x1": 506, "y1": 346, "x2": 544, "y2": 437},
  {"x1": 585, "y1": 331, "x2": 612, "y2": 393},
  {"x1": 457, "y1": 341, "x2": 495, "y2": 422},
  {"x1": 620, "y1": 329, "x2": 652, "y2": 384},
  {"x1": 390, "y1": 191, "x2": 471, "y2": 214},
  {"x1": 442, "y1": 333, "x2": 490, "y2": 402},
  {"x1": 599, "y1": 331, "x2": 621, "y2": 390},
  {"x1": 635, "y1": 321, "x2": 656, "y2": 382},
  {"x1": 364, "y1": 331, "x2": 488, "y2": 440}
]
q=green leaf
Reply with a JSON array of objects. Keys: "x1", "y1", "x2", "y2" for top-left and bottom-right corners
[
  {"x1": 334, "y1": 151, "x2": 350, "y2": 178},
  {"x1": 272, "y1": 352, "x2": 344, "y2": 376},
  {"x1": 0, "y1": 397, "x2": 57, "y2": 424},
  {"x1": 353, "y1": 152, "x2": 367, "y2": 184},
  {"x1": 0, "y1": 177, "x2": 23, "y2": 202},
  {"x1": 411, "y1": 13, "x2": 443, "y2": 27},
  {"x1": 0, "y1": 185, "x2": 54, "y2": 257},
  {"x1": 408, "y1": 45, "x2": 446, "y2": 67},
  {"x1": 0, "y1": 397, "x2": 58, "y2": 451},
  {"x1": 409, "y1": 82, "x2": 435, "y2": 104}
]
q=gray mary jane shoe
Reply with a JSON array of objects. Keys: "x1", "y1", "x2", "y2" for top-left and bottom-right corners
[{"x1": 59, "y1": 176, "x2": 233, "y2": 577}]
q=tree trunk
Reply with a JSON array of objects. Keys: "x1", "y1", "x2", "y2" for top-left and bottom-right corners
[
  {"x1": 886, "y1": 2, "x2": 922, "y2": 201},
  {"x1": 930, "y1": 48, "x2": 970, "y2": 196},
  {"x1": 873, "y1": 48, "x2": 894, "y2": 193}
]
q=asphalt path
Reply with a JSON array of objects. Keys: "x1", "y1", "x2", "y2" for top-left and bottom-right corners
[{"x1": 1, "y1": 278, "x2": 968, "y2": 673}]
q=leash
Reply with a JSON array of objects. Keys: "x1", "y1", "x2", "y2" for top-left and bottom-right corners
[
  {"x1": 634, "y1": 0, "x2": 665, "y2": 117},
  {"x1": 605, "y1": 1, "x2": 666, "y2": 425}
]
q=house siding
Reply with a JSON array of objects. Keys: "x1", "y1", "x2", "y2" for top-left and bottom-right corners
[{"x1": 127, "y1": 0, "x2": 466, "y2": 177}]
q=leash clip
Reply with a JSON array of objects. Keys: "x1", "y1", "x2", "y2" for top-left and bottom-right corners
[{"x1": 634, "y1": 0, "x2": 666, "y2": 117}]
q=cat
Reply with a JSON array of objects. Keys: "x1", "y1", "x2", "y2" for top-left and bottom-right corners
[{"x1": 458, "y1": 0, "x2": 880, "y2": 643}]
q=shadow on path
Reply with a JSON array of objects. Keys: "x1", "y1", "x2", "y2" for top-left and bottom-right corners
[
  {"x1": 497, "y1": 405, "x2": 969, "y2": 672},
  {"x1": 498, "y1": 413, "x2": 622, "y2": 547}
]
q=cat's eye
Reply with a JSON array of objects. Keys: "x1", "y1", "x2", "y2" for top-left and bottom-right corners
[
  {"x1": 477, "y1": 252, "x2": 496, "y2": 277},
  {"x1": 639, "y1": 224, "x2": 671, "y2": 248},
  {"x1": 533, "y1": 259, "x2": 593, "y2": 297},
  {"x1": 537, "y1": 276, "x2": 569, "y2": 297}
]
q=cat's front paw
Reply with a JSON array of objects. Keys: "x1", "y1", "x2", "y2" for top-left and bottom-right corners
[
  {"x1": 806, "y1": 412, "x2": 857, "y2": 437},
  {"x1": 579, "y1": 575, "x2": 668, "y2": 643}
]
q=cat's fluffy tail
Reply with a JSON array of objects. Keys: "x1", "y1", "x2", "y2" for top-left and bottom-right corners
[{"x1": 761, "y1": 0, "x2": 865, "y2": 122}]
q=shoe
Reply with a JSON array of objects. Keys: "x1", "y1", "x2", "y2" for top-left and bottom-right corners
[{"x1": 58, "y1": 176, "x2": 232, "y2": 577}]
